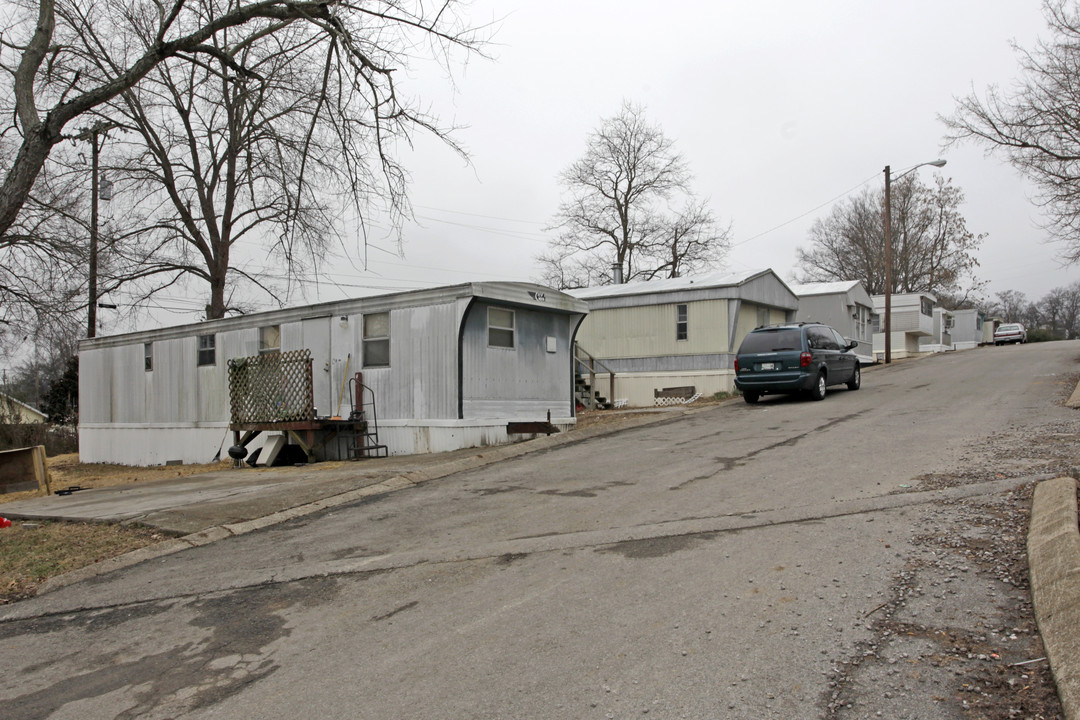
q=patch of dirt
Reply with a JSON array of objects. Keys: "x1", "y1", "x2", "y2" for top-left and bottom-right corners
[{"x1": 574, "y1": 395, "x2": 732, "y2": 431}]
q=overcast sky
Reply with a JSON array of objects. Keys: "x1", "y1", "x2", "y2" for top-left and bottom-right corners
[{"x1": 131, "y1": 0, "x2": 1079, "y2": 326}]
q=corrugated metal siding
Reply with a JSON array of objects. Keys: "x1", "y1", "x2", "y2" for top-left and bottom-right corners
[
  {"x1": 739, "y1": 274, "x2": 801, "y2": 309},
  {"x1": 79, "y1": 284, "x2": 587, "y2": 463},
  {"x1": 951, "y1": 310, "x2": 982, "y2": 344},
  {"x1": 150, "y1": 336, "x2": 195, "y2": 422},
  {"x1": 358, "y1": 302, "x2": 460, "y2": 421},
  {"x1": 274, "y1": 304, "x2": 461, "y2": 420},
  {"x1": 79, "y1": 349, "x2": 111, "y2": 423},
  {"x1": 576, "y1": 299, "x2": 730, "y2": 358},
  {"x1": 462, "y1": 302, "x2": 574, "y2": 419},
  {"x1": 736, "y1": 303, "x2": 759, "y2": 345}
]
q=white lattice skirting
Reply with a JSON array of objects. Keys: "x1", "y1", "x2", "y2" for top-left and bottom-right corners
[{"x1": 654, "y1": 393, "x2": 703, "y2": 407}]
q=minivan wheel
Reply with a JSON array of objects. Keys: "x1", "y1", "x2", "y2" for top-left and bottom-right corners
[
  {"x1": 847, "y1": 363, "x2": 861, "y2": 391},
  {"x1": 808, "y1": 372, "x2": 827, "y2": 401},
  {"x1": 743, "y1": 391, "x2": 759, "y2": 404}
]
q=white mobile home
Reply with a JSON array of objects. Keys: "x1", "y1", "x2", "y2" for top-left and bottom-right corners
[
  {"x1": 872, "y1": 292, "x2": 936, "y2": 360},
  {"x1": 79, "y1": 282, "x2": 587, "y2": 465},
  {"x1": 919, "y1": 307, "x2": 956, "y2": 353},
  {"x1": 569, "y1": 269, "x2": 799, "y2": 406},
  {"x1": 946, "y1": 308, "x2": 985, "y2": 350},
  {"x1": 789, "y1": 280, "x2": 876, "y2": 363}
]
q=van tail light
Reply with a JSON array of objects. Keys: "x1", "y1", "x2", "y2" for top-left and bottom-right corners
[
  {"x1": 800, "y1": 352, "x2": 812, "y2": 367},
  {"x1": 734, "y1": 357, "x2": 740, "y2": 372}
]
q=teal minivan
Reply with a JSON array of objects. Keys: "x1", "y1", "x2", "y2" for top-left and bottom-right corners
[{"x1": 733, "y1": 322, "x2": 861, "y2": 404}]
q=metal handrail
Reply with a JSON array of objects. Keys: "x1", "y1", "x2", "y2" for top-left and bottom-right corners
[{"x1": 574, "y1": 343, "x2": 616, "y2": 409}]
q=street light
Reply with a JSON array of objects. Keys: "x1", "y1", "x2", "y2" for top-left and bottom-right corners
[{"x1": 882, "y1": 158, "x2": 947, "y2": 364}]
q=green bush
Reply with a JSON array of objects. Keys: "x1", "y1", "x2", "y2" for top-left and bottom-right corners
[{"x1": 1027, "y1": 328, "x2": 1056, "y2": 343}]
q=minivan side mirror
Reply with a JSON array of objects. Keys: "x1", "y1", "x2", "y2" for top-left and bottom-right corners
[{"x1": 845, "y1": 339, "x2": 858, "y2": 351}]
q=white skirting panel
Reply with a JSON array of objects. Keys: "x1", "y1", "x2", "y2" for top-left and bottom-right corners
[
  {"x1": 607, "y1": 370, "x2": 735, "y2": 408},
  {"x1": 79, "y1": 423, "x2": 239, "y2": 466},
  {"x1": 79, "y1": 417, "x2": 578, "y2": 466}
]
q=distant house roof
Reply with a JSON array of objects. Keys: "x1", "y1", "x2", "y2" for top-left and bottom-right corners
[
  {"x1": 0, "y1": 392, "x2": 47, "y2": 423},
  {"x1": 789, "y1": 280, "x2": 865, "y2": 297},
  {"x1": 567, "y1": 269, "x2": 798, "y2": 308}
]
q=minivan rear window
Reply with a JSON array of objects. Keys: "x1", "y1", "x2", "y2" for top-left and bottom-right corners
[{"x1": 738, "y1": 328, "x2": 803, "y2": 353}]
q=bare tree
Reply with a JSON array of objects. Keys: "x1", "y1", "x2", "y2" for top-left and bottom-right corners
[
  {"x1": 1061, "y1": 282, "x2": 1080, "y2": 336},
  {"x1": 794, "y1": 186, "x2": 886, "y2": 293},
  {"x1": 1036, "y1": 282, "x2": 1080, "y2": 337},
  {"x1": 540, "y1": 101, "x2": 727, "y2": 288},
  {"x1": 0, "y1": 162, "x2": 87, "y2": 347},
  {"x1": 992, "y1": 289, "x2": 1028, "y2": 322},
  {"x1": 796, "y1": 174, "x2": 983, "y2": 296},
  {"x1": 0, "y1": 0, "x2": 486, "y2": 317},
  {"x1": 1021, "y1": 301, "x2": 1044, "y2": 331},
  {"x1": 640, "y1": 199, "x2": 731, "y2": 280},
  {"x1": 944, "y1": 0, "x2": 1080, "y2": 263}
]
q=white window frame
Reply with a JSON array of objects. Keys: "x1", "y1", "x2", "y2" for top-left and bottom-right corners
[
  {"x1": 259, "y1": 325, "x2": 281, "y2": 355},
  {"x1": 676, "y1": 304, "x2": 689, "y2": 341},
  {"x1": 488, "y1": 307, "x2": 516, "y2": 349},
  {"x1": 363, "y1": 312, "x2": 391, "y2": 368},
  {"x1": 197, "y1": 334, "x2": 216, "y2": 366}
]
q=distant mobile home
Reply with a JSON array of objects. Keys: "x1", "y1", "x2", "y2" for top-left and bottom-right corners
[
  {"x1": 569, "y1": 269, "x2": 799, "y2": 406},
  {"x1": 872, "y1": 292, "x2": 937, "y2": 360},
  {"x1": 79, "y1": 282, "x2": 588, "y2": 465},
  {"x1": 920, "y1": 307, "x2": 956, "y2": 353},
  {"x1": 789, "y1": 280, "x2": 876, "y2": 363},
  {"x1": 947, "y1": 308, "x2": 985, "y2": 350}
]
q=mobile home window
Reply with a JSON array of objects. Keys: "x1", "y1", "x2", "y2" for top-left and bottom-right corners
[
  {"x1": 921, "y1": 297, "x2": 933, "y2": 316},
  {"x1": 197, "y1": 334, "x2": 216, "y2": 366},
  {"x1": 363, "y1": 312, "x2": 390, "y2": 367},
  {"x1": 676, "y1": 304, "x2": 688, "y2": 341},
  {"x1": 488, "y1": 307, "x2": 515, "y2": 348},
  {"x1": 144, "y1": 342, "x2": 153, "y2": 372},
  {"x1": 259, "y1": 325, "x2": 280, "y2": 354}
]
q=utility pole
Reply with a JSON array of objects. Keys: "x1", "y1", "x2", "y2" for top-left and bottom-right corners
[
  {"x1": 881, "y1": 159, "x2": 947, "y2": 364},
  {"x1": 75, "y1": 121, "x2": 117, "y2": 339},
  {"x1": 883, "y1": 166, "x2": 893, "y2": 364}
]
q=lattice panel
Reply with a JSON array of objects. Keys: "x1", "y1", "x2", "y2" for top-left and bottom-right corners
[{"x1": 228, "y1": 350, "x2": 314, "y2": 424}]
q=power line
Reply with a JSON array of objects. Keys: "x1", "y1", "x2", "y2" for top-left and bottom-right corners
[{"x1": 732, "y1": 172, "x2": 881, "y2": 247}]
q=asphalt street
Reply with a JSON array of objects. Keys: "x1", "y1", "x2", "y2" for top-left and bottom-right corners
[{"x1": 3, "y1": 341, "x2": 1079, "y2": 719}]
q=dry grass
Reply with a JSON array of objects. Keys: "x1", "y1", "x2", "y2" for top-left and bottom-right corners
[
  {"x1": 0, "y1": 453, "x2": 232, "y2": 506},
  {"x1": 0, "y1": 453, "x2": 231, "y2": 604},
  {"x1": 0, "y1": 520, "x2": 165, "y2": 604}
]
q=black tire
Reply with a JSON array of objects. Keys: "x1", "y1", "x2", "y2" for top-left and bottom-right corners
[
  {"x1": 743, "y1": 391, "x2": 759, "y2": 404},
  {"x1": 846, "y1": 363, "x2": 861, "y2": 391},
  {"x1": 808, "y1": 371, "x2": 827, "y2": 401}
]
